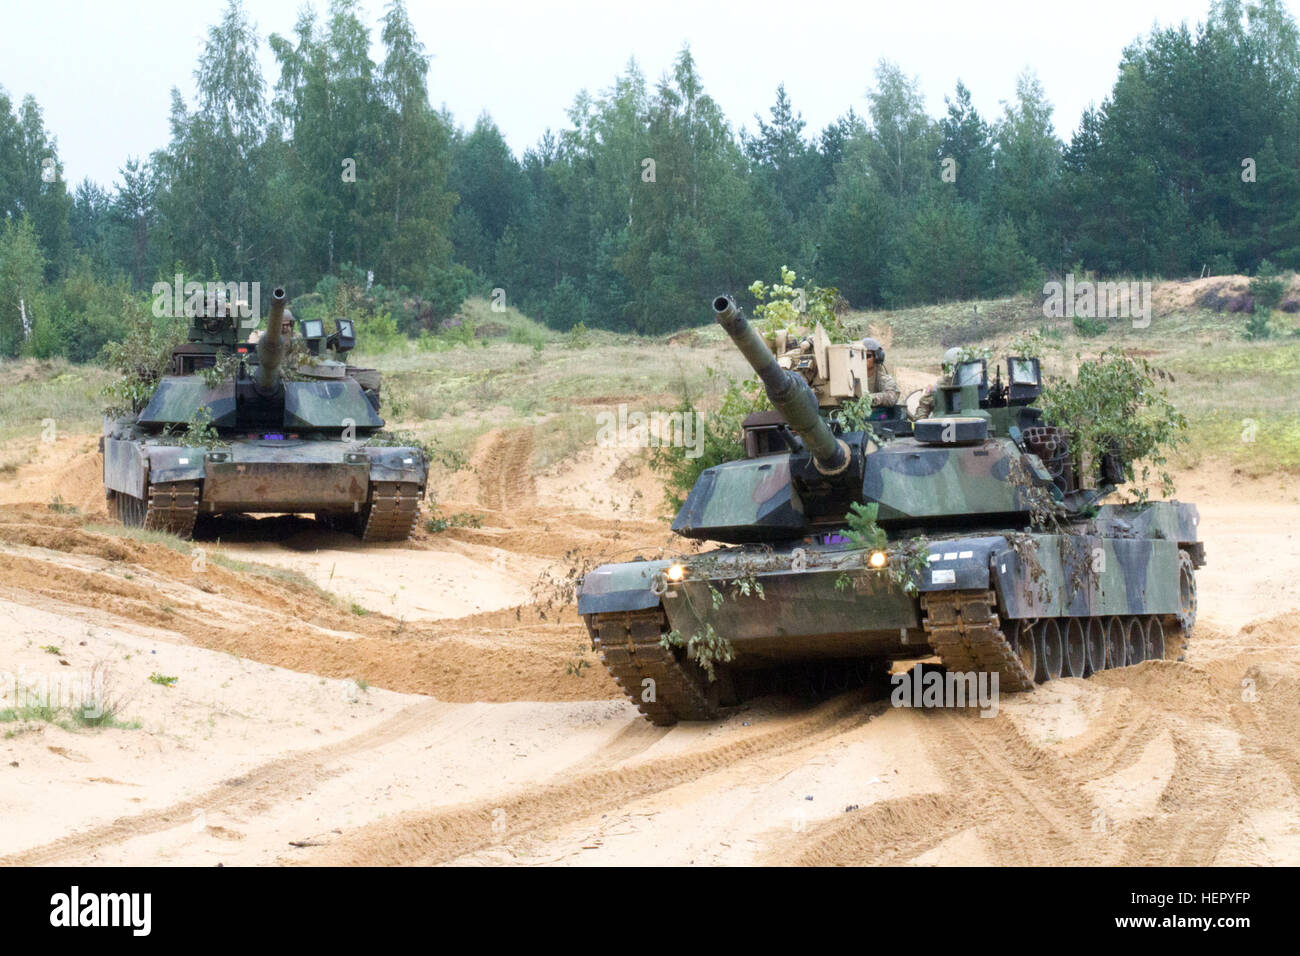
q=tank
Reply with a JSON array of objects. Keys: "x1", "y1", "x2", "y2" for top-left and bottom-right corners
[
  {"x1": 101, "y1": 286, "x2": 427, "y2": 542},
  {"x1": 577, "y1": 295, "x2": 1204, "y2": 724}
]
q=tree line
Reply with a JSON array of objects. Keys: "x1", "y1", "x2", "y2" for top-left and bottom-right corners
[{"x1": 1, "y1": 0, "x2": 1298, "y2": 359}]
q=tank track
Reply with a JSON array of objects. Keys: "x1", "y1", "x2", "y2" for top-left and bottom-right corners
[
  {"x1": 922, "y1": 588, "x2": 1192, "y2": 688},
  {"x1": 921, "y1": 590, "x2": 1037, "y2": 692},
  {"x1": 107, "y1": 481, "x2": 200, "y2": 538},
  {"x1": 585, "y1": 608, "x2": 718, "y2": 726},
  {"x1": 145, "y1": 480, "x2": 201, "y2": 537},
  {"x1": 361, "y1": 480, "x2": 422, "y2": 542}
]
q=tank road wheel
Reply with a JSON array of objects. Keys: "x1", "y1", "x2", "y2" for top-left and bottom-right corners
[
  {"x1": 1084, "y1": 618, "x2": 1107, "y2": 676},
  {"x1": 1036, "y1": 619, "x2": 1063, "y2": 682},
  {"x1": 1123, "y1": 617, "x2": 1147, "y2": 666},
  {"x1": 1177, "y1": 550, "x2": 1197, "y2": 637},
  {"x1": 1103, "y1": 617, "x2": 1126, "y2": 668},
  {"x1": 1145, "y1": 617, "x2": 1165, "y2": 662},
  {"x1": 1011, "y1": 621, "x2": 1038, "y2": 681},
  {"x1": 1062, "y1": 619, "x2": 1087, "y2": 678}
]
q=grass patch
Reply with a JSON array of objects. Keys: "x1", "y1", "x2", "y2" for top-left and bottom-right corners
[
  {"x1": 208, "y1": 553, "x2": 336, "y2": 604},
  {"x1": 0, "y1": 358, "x2": 114, "y2": 443},
  {"x1": 80, "y1": 522, "x2": 338, "y2": 603},
  {"x1": 82, "y1": 522, "x2": 194, "y2": 554},
  {"x1": 1, "y1": 696, "x2": 139, "y2": 733},
  {"x1": 1163, "y1": 341, "x2": 1300, "y2": 474},
  {"x1": 532, "y1": 410, "x2": 603, "y2": 470}
]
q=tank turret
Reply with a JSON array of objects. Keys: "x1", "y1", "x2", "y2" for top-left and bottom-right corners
[{"x1": 713, "y1": 295, "x2": 850, "y2": 475}]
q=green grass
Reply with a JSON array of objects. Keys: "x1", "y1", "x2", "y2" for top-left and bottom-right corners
[
  {"x1": 0, "y1": 701, "x2": 139, "y2": 732},
  {"x1": 80, "y1": 521, "x2": 338, "y2": 602},
  {"x1": 0, "y1": 358, "x2": 114, "y2": 443},
  {"x1": 82, "y1": 522, "x2": 194, "y2": 553},
  {"x1": 1162, "y1": 341, "x2": 1300, "y2": 474}
]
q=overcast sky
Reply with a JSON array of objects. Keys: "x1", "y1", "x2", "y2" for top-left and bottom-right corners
[{"x1": 3, "y1": 0, "x2": 1289, "y2": 190}]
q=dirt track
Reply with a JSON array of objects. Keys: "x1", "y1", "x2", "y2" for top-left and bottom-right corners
[{"x1": 1, "y1": 427, "x2": 1298, "y2": 866}]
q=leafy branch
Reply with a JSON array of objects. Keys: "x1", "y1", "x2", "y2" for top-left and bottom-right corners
[{"x1": 1039, "y1": 347, "x2": 1188, "y2": 500}]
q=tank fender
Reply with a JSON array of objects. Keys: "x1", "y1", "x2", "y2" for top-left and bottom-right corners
[
  {"x1": 578, "y1": 560, "x2": 672, "y2": 615},
  {"x1": 365, "y1": 446, "x2": 427, "y2": 483},
  {"x1": 103, "y1": 435, "x2": 150, "y2": 498},
  {"x1": 916, "y1": 536, "x2": 1002, "y2": 592},
  {"x1": 145, "y1": 445, "x2": 208, "y2": 484}
]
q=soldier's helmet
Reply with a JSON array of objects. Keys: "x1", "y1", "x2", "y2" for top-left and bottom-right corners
[
  {"x1": 281, "y1": 308, "x2": 295, "y2": 337},
  {"x1": 942, "y1": 346, "x2": 962, "y2": 370},
  {"x1": 860, "y1": 337, "x2": 885, "y2": 364}
]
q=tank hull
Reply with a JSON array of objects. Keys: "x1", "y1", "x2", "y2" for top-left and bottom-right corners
[
  {"x1": 579, "y1": 502, "x2": 1202, "y2": 724},
  {"x1": 102, "y1": 422, "x2": 427, "y2": 541}
]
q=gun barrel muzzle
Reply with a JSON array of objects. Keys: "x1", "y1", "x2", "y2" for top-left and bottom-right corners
[{"x1": 254, "y1": 286, "x2": 289, "y2": 392}]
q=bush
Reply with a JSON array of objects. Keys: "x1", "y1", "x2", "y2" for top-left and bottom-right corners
[
  {"x1": 1072, "y1": 315, "x2": 1108, "y2": 338},
  {"x1": 541, "y1": 276, "x2": 590, "y2": 331},
  {"x1": 424, "y1": 263, "x2": 477, "y2": 321},
  {"x1": 566, "y1": 321, "x2": 591, "y2": 349},
  {"x1": 1243, "y1": 309, "x2": 1272, "y2": 341},
  {"x1": 1249, "y1": 261, "x2": 1287, "y2": 312},
  {"x1": 1039, "y1": 348, "x2": 1188, "y2": 499}
]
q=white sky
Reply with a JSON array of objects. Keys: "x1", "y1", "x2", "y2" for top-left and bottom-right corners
[{"x1": 3, "y1": 0, "x2": 1287, "y2": 190}]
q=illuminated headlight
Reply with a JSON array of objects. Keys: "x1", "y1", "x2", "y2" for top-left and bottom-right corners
[
  {"x1": 868, "y1": 551, "x2": 888, "y2": 569},
  {"x1": 666, "y1": 563, "x2": 686, "y2": 582}
]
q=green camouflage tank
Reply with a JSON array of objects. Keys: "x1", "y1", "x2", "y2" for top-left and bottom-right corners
[
  {"x1": 101, "y1": 286, "x2": 427, "y2": 541},
  {"x1": 577, "y1": 295, "x2": 1202, "y2": 724}
]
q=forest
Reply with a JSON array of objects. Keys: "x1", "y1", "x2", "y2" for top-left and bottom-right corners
[{"x1": 0, "y1": 0, "x2": 1298, "y2": 361}]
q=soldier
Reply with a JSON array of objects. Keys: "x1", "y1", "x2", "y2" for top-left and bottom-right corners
[
  {"x1": 916, "y1": 347, "x2": 963, "y2": 419},
  {"x1": 247, "y1": 308, "x2": 295, "y2": 345},
  {"x1": 860, "y1": 337, "x2": 899, "y2": 407}
]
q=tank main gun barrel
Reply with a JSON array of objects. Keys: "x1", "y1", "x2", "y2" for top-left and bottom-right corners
[
  {"x1": 712, "y1": 295, "x2": 849, "y2": 475},
  {"x1": 254, "y1": 287, "x2": 288, "y2": 393}
]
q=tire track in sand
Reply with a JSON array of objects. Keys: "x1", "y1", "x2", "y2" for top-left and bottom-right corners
[
  {"x1": 307, "y1": 692, "x2": 890, "y2": 866},
  {"x1": 771, "y1": 708, "x2": 1101, "y2": 866},
  {"x1": 474, "y1": 428, "x2": 536, "y2": 512}
]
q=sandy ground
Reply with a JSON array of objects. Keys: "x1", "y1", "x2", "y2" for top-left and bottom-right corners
[{"x1": 0, "y1": 422, "x2": 1298, "y2": 867}]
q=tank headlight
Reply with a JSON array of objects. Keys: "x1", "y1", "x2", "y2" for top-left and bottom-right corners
[
  {"x1": 666, "y1": 563, "x2": 686, "y2": 582},
  {"x1": 868, "y1": 550, "x2": 888, "y2": 569}
]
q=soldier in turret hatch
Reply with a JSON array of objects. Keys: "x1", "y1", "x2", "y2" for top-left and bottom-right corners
[
  {"x1": 859, "y1": 337, "x2": 899, "y2": 407},
  {"x1": 916, "y1": 347, "x2": 963, "y2": 419},
  {"x1": 247, "y1": 308, "x2": 295, "y2": 345}
]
